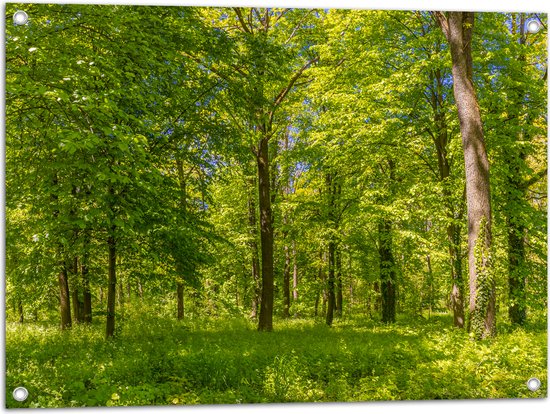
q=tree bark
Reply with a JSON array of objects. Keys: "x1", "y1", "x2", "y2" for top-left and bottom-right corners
[
  {"x1": 58, "y1": 264, "x2": 72, "y2": 330},
  {"x1": 247, "y1": 177, "x2": 261, "y2": 319},
  {"x1": 105, "y1": 231, "x2": 117, "y2": 338},
  {"x1": 436, "y1": 11, "x2": 494, "y2": 338},
  {"x1": 257, "y1": 137, "x2": 274, "y2": 331}
]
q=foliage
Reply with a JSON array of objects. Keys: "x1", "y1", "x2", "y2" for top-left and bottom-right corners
[
  {"x1": 5, "y1": 307, "x2": 547, "y2": 408},
  {"x1": 3, "y1": 3, "x2": 547, "y2": 407}
]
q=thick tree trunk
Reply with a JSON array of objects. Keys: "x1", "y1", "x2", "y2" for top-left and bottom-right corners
[
  {"x1": 58, "y1": 264, "x2": 72, "y2": 330},
  {"x1": 257, "y1": 137, "x2": 274, "y2": 331},
  {"x1": 436, "y1": 11, "x2": 494, "y2": 339},
  {"x1": 106, "y1": 232, "x2": 117, "y2": 338},
  {"x1": 379, "y1": 219, "x2": 396, "y2": 323}
]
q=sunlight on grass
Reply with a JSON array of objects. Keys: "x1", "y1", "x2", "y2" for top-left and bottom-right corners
[{"x1": 5, "y1": 304, "x2": 547, "y2": 408}]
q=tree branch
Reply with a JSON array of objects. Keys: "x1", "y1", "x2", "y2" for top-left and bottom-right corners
[
  {"x1": 268, "y1": 56, "x2": 319, "y2": 127},
  {"x1": 431, "y1": 11, "x2": 449, "y2": 39},
  {"x1": 233, "y1": 8, "x2": 252, "y2": 34}
]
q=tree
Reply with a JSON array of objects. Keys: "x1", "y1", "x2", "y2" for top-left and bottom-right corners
[{"x1": 435, "y1": 12, "x2": 495, "y2": 339}]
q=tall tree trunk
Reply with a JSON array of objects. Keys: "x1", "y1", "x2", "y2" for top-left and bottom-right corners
[
  {"x1": 379, "y1": 219, "x2": 396, "y2": 323},
  {"x1": 106, "y1": 231, "x2": 117, "y2": 338},
  {"x1": 257, "y1": 136, "x2": 274, "y2": 332},
  {"x1": 436, "y1": 11, "x2": 494, "y2": 339},
  {"x1": 247, "y1": 177, "x2": 261, "y2": 319},
  {"x1": 58, "y1": 264, "x2": 72, "y2": 330}
]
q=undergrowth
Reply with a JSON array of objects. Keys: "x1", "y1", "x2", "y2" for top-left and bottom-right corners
[{"x1": 5, "y1": 303, "x2": 547, "y2": 408}]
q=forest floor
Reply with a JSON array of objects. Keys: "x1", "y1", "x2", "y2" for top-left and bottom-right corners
[{"x1": 5, "y1": 303, "x2": 547, "y2": 408}]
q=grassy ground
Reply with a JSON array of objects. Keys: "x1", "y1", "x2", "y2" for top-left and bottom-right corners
[{"x1": 5, "y1": 305, "x2": 547, "y2": 408}]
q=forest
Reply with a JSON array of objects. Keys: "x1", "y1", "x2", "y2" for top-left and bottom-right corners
[{"x1": 4, "y1": 2, "x2": 548, "y2": 408}]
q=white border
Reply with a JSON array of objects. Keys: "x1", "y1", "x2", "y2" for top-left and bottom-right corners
[{"x1": 1, "y1": 1, "x2": 548, "y2": 414}]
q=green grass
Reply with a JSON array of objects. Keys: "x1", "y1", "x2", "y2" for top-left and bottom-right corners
[{"x1": 5, "y1": 305, "x2": 547, "y2": 408}]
